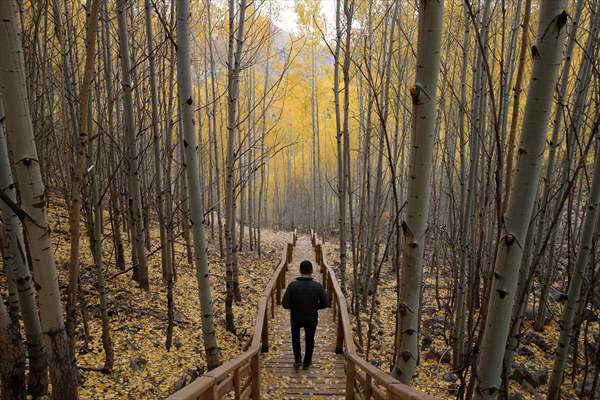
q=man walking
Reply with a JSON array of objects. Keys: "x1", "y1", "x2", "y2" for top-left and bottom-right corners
[{"x1": 282, "y1": 260, "x2": 330, "y2": 370}]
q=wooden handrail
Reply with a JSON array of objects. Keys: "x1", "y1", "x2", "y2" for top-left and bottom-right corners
[
  {"x1": 168, "y1": 233, "x2": 297, "y2": 400},
  {"x1": 314, "y1": 241, "x2": 434, "y2": 400}
]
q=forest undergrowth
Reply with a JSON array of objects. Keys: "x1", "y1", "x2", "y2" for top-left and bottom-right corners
[
  {"x1": 323, "y1": 242, "x2": 599, "y2": 400},
  {"x1": 22, "y1": 197, "x2": 286, "y2": 399}
]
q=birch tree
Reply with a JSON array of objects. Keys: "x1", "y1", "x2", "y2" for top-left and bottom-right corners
[
  {"x1": 116, "y1": 0, "x2": 149, "y2": 290},
  {"x1": 392, "y1": 0, "x2": 444, "y2": 384},
  {"x1": 0, "y1": 101, "x2": 48, "y2": 397},
  {"x1": 0, "y1": 0, "x2": 78, "y2": 396},
  {"x1": 175, "y1": 0, "x2": 221, "y2": 371},
  {"x1": 65, "y1": 0, "x2": 101, "y2": 355},
  {"x1": 224, "y1": 0, "x2": 248, "y2": 332},
  {"x1": 0, "y1": 292, "x2": 25, "y2": 400},
  {"x1": 475, "y1": 1, "x2": 568, "y2": 398},
  {"x1": 547, "y1": 121, "x2": 600, "y2": 399}
]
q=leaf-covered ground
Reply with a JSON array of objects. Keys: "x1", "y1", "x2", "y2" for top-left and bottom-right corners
[
  {"x1": 44, "y1": 197, "x2": 289, "y2": 399},
  {"x1": 322, "y1": 242, "x2": 599, "y2": 400}
]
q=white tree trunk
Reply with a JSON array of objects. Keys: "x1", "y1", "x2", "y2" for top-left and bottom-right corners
[
  {"x1": 392, "y1": 0, "x2": 444, "y2": 384},
  {"x1": 175, "y1": 0, "x2": 221, "y2": 371},
  {"x1": 0, "y1": 1, "x2": 78, "y2": 396},
  {"x1": 116, "y1": 0, "x2": 149, "y2": 290},
  {"x1": 0, "y1": 102, "x2": 49, "y2": 397},
  {"x1": 548, "y1": 5, "x2": 600, "y2": 396},
  {"x1": 475, "y1": 1, "x2": 568, "y2": 398}
]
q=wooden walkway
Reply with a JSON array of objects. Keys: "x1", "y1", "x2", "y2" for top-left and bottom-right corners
[
  {"x1": 168, "y1": 233, "x2": 432, "y2": 400},
  {"x1": 261, "y1": 239, "x2": 346, "y2": 399}
]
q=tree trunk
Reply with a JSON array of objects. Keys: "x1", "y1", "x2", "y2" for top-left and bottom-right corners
[
  {"x1": 451, "y1": 7, "x2": 470, "y2": 370},
  {"x1": 116, "y1": 0, "x2": 149, "y2": 290},
  {"x1": 0, "y1": 102, "x2": 48, "y2": 396},
  {"x1": 547, "y1": 12, "x2": 600, "y2": 400},
  {"x1": 175, "y1": 0, "x2": 221, "y2": 370},
  {"x1": 0, "y1": 295, "x2": 25, "y2": 400},
  {"x1": 101, "y1": 1, "x2": 126, "y2": 271},
  {"x1": 504, "y1": 0, "x2": 578, "y2": 376},
  {"x1": 65, "y1": 0, "x2": 101, "y2": 358},
  {"x1": 0, "y1": 1, "x2": 79, "y2": 396},
  {"x1": 534, "y1": 0, "x2": 597, "y2": 332},
  {"x1": 205, "y1": 0, "x2": 224, "y2": 257},
  {"x1": 144, "y1": 0, "x2": 169, "y2": 285},
  {"x1": 225, "y1": 0, "x2": 248, "y2": 330},
  {"x1": 475, "y1": 2, "x2": 568, "y2": 398},
  {"x1": 86, "y1": 101, "x2": 114, "y2": 372},
  {"x1": 392, "y1": 0, "x2": 444, "y2": 384},
  {"x1": 332, "y1": 0, "x2": 347, "y2": 295}
]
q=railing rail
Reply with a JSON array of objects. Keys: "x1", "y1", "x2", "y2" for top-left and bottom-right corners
[
  {"x1": 168, "y1": 231, "x2": 297, "y2": 400},
  {"x1": 312, "y1": 232, "x2": 434, "y2": 400}
]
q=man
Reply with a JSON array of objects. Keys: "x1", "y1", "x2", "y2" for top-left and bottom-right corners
[{"x1": 282, "y1": 260, "x2": 330, "y2": 370}]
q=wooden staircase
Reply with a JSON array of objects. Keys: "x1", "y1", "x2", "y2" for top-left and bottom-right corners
[{"x1": 168, "y1": 232, "x2": 433, "y2": 400}]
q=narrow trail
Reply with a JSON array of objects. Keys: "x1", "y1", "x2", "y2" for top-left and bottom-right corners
[
  {"x1": 261, "y1": 238, "x2": 346, "y2": 399},
  {"x1": 168, "y1": 235, "x2": 432, "y2": 400}
]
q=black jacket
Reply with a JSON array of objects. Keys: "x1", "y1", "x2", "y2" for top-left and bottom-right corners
[{"x1": 282, "y1": 277, "x2": 330, "y2": 322}]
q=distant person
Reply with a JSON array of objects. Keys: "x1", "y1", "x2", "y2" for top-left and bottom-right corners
[{"x1": 282, "y1": 260, "x2": 330, "y2": 370}]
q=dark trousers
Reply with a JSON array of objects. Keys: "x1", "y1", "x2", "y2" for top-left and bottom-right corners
[{"x1": 291, "y1": 319, "x2": 317, "y2": 364}]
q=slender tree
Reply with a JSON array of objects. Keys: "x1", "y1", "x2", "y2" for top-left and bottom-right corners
[
  {"x1": 116, "y1": 0, "x2": 149, "y2": 290},
  {"x1": 175, "y1": 0, "x2": 221, "y2": 370},
  {"x1": 224, "y1": 0, "x2": 248, "y2": 331},
  {"x1": 0, "y1": 1, "x2": 79, "y2": 396},
  {"x1": 0, "y1": 102, "x2": 48, "y2": 395},
  {"x1": 65, "y1": 0, "x2": 101, "y2": 357},
  {"x1": 475, "y1": 1, "x2": 568, "y2": 398},
  {"x1": 392, "y1": 0, "x2": 444, "y2": 384}
]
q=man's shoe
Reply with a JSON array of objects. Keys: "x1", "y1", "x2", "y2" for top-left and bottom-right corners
[
  {"x1": 294, "y1": 361, "x2": 302, "y2": 370},
  {"x1": 302, "y1": 362, "x2": 311, "y2": 370}
]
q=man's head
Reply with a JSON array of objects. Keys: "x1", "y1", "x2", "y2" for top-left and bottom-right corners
[{"x1": 300, "y1": 260, "x2": 313, "y2": 276}]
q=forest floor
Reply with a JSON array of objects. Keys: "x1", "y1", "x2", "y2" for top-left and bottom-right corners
[
  {"x1": 43, "y1": 197, "x2": 291, "y2": 399},
  {"x1": 322, "y1": 241, "x2": 599, "y2": 400},
  {"x1": 3, "y1": 197, "x2": 597, "y2": 399}
]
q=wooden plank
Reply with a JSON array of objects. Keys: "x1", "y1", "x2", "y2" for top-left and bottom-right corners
[{"x1": 240, "y1": 384, "x2": 251, "y2": 400}]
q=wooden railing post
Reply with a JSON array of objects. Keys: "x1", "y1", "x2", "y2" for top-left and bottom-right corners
[
  {"x1": 365, "y1": 374, "x2": 372, "y2": 399},
  {"x1": 345, "y1": 358, "x2": 355, "y2": 400},
  {"x1": 286, "y1": 243, "x2": 293, "y2": 264},
  {"x1": 276, "y1": 275, "x2": 282, "y2": 305},
  {"x1": 261, "y1": 314, "x2": 269, "y2": 352},
  {"x1": 271, "y1": 292, "x2": 275, "y2": 318},
  {"x1": 336, "y1": 308, "x2": 344, "y2": 354},
  {"x1": 251, "y1": 353, "x2": 260, "y2": 399},
  {"x1": 315, "y1": 244, "x2": 321, "y2": 266},
  {"x1": 331, "y1": 281, "x2": 337, "y2": 316},
  {"x1": 233, "y1": 368, "x2": 241, "y2": 399}
]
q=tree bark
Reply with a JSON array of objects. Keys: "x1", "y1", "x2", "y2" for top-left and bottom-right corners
[
  {"x1": 0, "y1": 1, "x2": 79, "y2": 396},
  {"x1": 175, "y1": 0, "x2": 221, "y2": 370},
  {"x1": 0, "y1": 102, "x2": 48, "y2": 396},
  {"x1": 65, "y1": 0, "x2": 101, "y2": 358},
  {"x1": 475, "y1": 2, "x2": 568, "y2": 398},
  {"x1": 547, "y1": 9, "x2": 600, "y2": 398},
  {"x1": 86, "y1": 99, "x2": 114, "y2": 372},
  {"x1": 392, "y1": 0, "x2": 444, "y2": 384},
  {"x1": 116, "y1": 0, "x2": 149, "y2": 290},
  {"x1": 0, "y1": 295, "x2": 25, "y2": 400},
  {"x1": 225, "y1": 0, "x2": 248, "y2": 330}
]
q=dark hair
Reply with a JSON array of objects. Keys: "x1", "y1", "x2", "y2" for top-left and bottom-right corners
[{"x1": 300, "y1": 260, "x2": 313, "y2": 275}]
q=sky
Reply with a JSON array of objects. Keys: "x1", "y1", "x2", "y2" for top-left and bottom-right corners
[{"x1": 272, "y1": 0, "x2": 336, "y2": 35}]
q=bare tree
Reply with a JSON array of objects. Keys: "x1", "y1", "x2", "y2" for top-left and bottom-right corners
[{"x1": 392, "y1": 0, "x2": 444, "y2": 384}]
